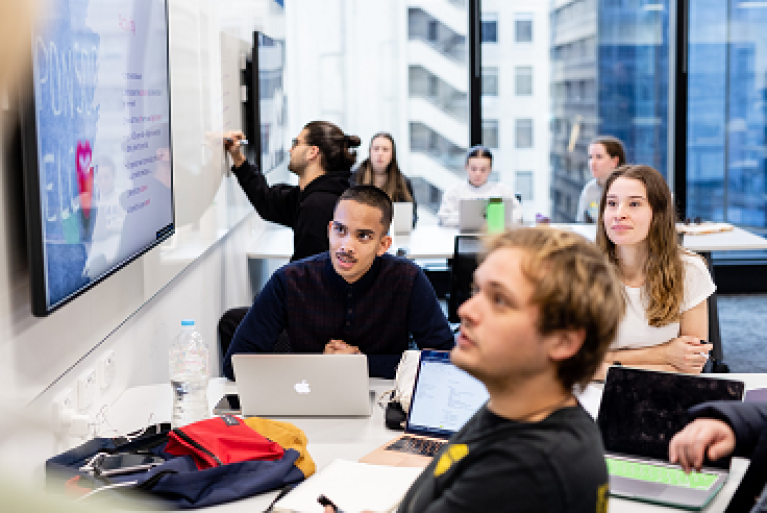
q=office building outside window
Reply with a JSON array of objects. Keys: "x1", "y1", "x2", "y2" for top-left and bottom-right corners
[
  {"x1": 483, "y1": 120, "x2": 500, "y2": 149},
  {"x1": 482, "y1": 67, "x2": 499, "y2": 96},
  {"x1": 480, "y1": 1, "x2": 549, "y2": 222},
  {"x1": 482, "y1": 14, "x2": 498, "y2": 43},
  {"x1": 687, "y1": 1, "x2": 767, "y2": 229},
  {"x1": 515, "y1": 119, "x2": 533, "y2": 149},
  {"x1": 515, "y1": 66, "x2": 533, "y2": 96},
  {"x1": 515, "y1": 13, "x2": 533, "y2": 43},
  {"x1": 548, "y1": 0, "x2": 669, "y2": 222}
]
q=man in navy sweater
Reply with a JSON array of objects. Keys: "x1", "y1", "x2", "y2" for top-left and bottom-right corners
[{"x1": 223, "y1": 185, "x2": 454, "y2": 380}]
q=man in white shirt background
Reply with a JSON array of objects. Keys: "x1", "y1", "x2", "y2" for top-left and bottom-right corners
[{"x1": 437, "y1": 146, "x2": 522, "y2": 226}]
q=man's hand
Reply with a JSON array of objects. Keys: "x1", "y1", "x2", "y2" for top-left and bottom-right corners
[
  {"x1": 324, "y1": 340, "x2": 361, "y2": 355},
  {"x1": 223, "y1": 130, "x2": 247, "y2": 168},
  {"x1": 669, "y1": 418, "x2": 736, "y2": 473},
  {"x1": 663, "y1": 336, "x2": 713, "y2": 374}
]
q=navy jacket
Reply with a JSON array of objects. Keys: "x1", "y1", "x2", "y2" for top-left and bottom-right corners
[
  {"x1": 223, "y1": 252, "x2": 454, "y2": 380},
  {"x1": 689, "y1": 401, "x2": 767, "y2": 457}
]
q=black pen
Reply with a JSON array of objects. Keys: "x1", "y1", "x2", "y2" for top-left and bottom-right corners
[
  {"x1": 263, "y1": 483, "x2": 296, "y2": 512},
  {"x1": 318, "y1": 494, "x2": 345, "y2": 513}
]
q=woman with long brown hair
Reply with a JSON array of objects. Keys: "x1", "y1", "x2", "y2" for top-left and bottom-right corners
[
  {"x1": 352, "y1": 132, "x2": 417, "y2": 226},
  {"x1": 594, "y1": 165, "x2": 715, "y2": 378}
]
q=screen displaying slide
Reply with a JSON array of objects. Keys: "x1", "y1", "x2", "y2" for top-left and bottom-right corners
[
  {"x1": 408, "y1": 354, "x2": 489, "y2": 436},
  {"x1": 30, "y1": 0, "x2": 173, "y2": 311}
]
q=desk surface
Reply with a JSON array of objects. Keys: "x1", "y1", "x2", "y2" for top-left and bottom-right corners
[
  {"x1": 245, "y1": 223, "x2": 767, "y2": 261},
  {"x1": 109, "y1": 374, "x2": 767, "y2": 512}
]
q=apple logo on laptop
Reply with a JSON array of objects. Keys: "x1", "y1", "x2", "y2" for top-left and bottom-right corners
[{"x1": 294, "y1": 379, "x2": 311, "y2": 394}]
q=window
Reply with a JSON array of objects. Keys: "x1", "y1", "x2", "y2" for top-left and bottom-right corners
[
  {"x1": 481, "y1": 15, "x2": 498, "y2": 43},
  {"x1": 428, "y1": 75, "x2": 439, "y2": 97},
  {"x1": 515, "y1": 66, "x2": 533, "y2": 96},
  {"x1": 482, "y1": 120, "x2": 499, "y2": 148},
  {"x1": 515, "y1": 119, "x2": 533, "y2": 148},
  {"x1": 516, "y1": 171, "x2": 534, "y2": 202},
  {"x1": 427, "y1": 20, "x2": 438, "y2": 42},
  {"x1": 482, "y1": 67, "x2": 498, "y2": 96},
  {"x1": 515, "y1": 14, "x2": 533, "y2": 43}
]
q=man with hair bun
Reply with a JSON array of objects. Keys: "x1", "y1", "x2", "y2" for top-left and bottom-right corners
[
  {"x1": 221, "y1": 121, "x2": 360, "y2": 356},
  {"x1": 225, "y1": 121, "x2": 359, "y2": 261}
]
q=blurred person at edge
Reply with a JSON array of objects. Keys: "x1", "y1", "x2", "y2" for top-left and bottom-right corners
[{"x1": 0, "y1": 2, "x2": 124, "y2": 511}]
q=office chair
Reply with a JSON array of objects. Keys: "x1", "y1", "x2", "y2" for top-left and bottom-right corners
[
  {"x1": 703, "y1": 254, "x2": 728, "y2": 373},
  {"x1": 678, "y1": 230, "x2": 727, "y2": 373},
  {"x1": 447, "y1": 235, "x2": 483, "y2": 324}
]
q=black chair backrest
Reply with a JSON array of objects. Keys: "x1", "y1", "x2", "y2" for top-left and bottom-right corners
[{"x1": 448, "y1": 235, "x2": 483, "y2": 323}]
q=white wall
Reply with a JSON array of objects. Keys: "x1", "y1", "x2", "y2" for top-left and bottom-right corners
[{"x1": 0, "y1": 0, "x2": 285, "y2": 481}]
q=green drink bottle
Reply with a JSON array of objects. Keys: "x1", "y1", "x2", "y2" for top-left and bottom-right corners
[{"x1": 486, "y1": 197, "x2": 505, "y2": 234}]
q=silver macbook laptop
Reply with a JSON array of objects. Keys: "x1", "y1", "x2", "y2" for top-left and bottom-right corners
[
  {"x1": 458, "y1": 198, "x2": 517, "y2": 233},
  {"x1": 392, "y1": 202, "x2": 414, "y2": 235},
  {"x1": 231, "y1": 354, "x2": 371, "y2": 417},
  {"x1": 598, "y1": 366, "x2": 745, "y2": 510},
  {"x1": 360, "y1": 350, "x2": 489, "y2": 467}
]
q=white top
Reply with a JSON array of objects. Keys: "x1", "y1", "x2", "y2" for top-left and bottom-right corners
[
  {"x1": 576, "y1": 178, "x2": 602, "y2": 223},
  {"x1": 613, "y1": 253, "x2": 716, "y2": 350},
  {"x1": 437, "y1": 180, "x2": 522, "y2": 226}
]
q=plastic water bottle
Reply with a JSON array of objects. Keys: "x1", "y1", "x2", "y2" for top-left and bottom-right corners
[{"x1": 169, "y1": 319, "x2": 210, "y2": 428}]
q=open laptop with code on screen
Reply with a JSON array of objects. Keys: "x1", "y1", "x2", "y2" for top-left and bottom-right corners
[
  {"x1": 360, "y1": 350, "x2": 489, "y2": 467},
  {"x1": 598, "y1": 366, "x2": 745, "y2": 510}
]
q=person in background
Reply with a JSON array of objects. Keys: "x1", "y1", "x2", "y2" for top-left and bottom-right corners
[
  {"x1": 326, "y1": 227, "x2": 623, "y2": 513},
  {"x1": 219, "y1": 122, "x2": 359, "y2": 357},
  {"x1": 576, "y1": 135, "x2": 627, "y2": 223},
  {"x1": 223, "y1": 186, "x2": 454, "y2": 380},
  {"x1": 594, "y1": 165, "x2": 715, "y2": 379},
  {"x1": 437, "y1": 146, "x2": 522, "y2": 227},
  {"x1": 352, "y1": 132, "x2": 417, "y2": 227},
  {"x1": 224, "y1": 121, "x2": 358, "y2": 261}
]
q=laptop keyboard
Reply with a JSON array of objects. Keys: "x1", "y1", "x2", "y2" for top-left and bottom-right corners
[
  {"x1": 385, "y1": 436, "x2": 446, "y2": 457},
  {"x1": 606, "y1": 457, "x2": 718, "y2": 490}
]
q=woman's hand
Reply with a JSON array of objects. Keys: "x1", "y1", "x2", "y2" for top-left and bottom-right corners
[{"x1": 663, "y1": 336, "x2": 713, "y2": 374}]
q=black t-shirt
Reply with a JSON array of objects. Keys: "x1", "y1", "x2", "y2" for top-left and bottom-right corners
[{"x1": 397, "y1": 404, "x2": 609, "y2": 513}]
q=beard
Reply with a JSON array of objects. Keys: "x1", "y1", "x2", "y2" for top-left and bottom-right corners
[{"x1": 287, "y1": 156, "x2": 305, "y2": 176}]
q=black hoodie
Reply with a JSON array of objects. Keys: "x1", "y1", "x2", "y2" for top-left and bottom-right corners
[{"x1": 232, "y1": 160, "x2": 350, "y2": 261}]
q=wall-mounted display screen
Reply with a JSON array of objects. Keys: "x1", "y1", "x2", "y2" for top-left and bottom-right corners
[
  {"x1": 247, "y1": 32, "x2": 287, "y2": 174},
  {"x1": 21, "y1": 0, "x2": 174, "y2": 316}
]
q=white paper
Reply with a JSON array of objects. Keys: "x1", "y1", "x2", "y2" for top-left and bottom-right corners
[{"x1": 274, "y1": 459, "x2": 424, "y2": 513}]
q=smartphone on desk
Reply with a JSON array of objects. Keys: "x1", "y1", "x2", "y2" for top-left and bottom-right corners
[
  {"x1": 93, "y1": 453, "x2": 165, "y2": 477},
  {"x1": 213, "y1": 394, "x2": 241, "y2": 415}
]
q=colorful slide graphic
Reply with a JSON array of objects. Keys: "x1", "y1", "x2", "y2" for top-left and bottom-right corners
[{"x1": 76, "y1": 141, "x2": 94, "y2": 219}]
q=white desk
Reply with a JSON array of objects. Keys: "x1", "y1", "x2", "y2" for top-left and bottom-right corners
[
  {"x1": 245, "y1": 223, "x2": 767, "y2": 261},
  {"x1": 108, "y1": 374, "x2": 766, "y2": 512}
]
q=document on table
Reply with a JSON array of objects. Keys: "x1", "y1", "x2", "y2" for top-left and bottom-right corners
[{"x1": 273, "y1": 459, "x2": 424, "y2": 512}]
